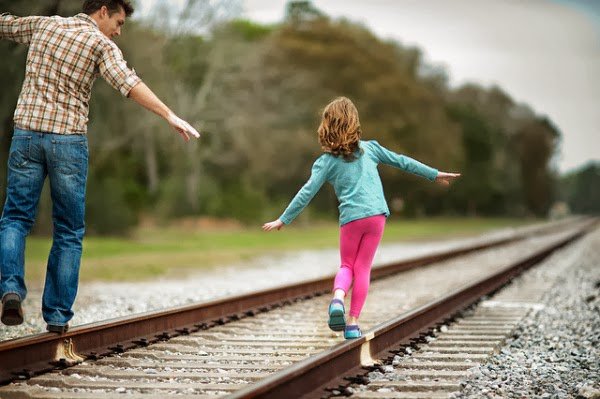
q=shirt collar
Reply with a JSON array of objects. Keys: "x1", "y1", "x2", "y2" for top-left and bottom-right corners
[{"x1": 75, "y1": 13, "x2": 99, "y2": 28}]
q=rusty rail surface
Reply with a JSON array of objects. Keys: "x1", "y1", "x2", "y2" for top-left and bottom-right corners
[
  {"x1": 228, "y1": 221, "x2": 594, "y2": 399},
  {"x1": 0, "y1": 218, "x2": 590, "y2": 385}
]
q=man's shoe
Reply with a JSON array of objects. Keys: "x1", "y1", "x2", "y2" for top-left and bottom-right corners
[
  {"x1": 47, "y1": 324, "x2": 69, "y2": 334},
  {"x1": 1, "y1": 293, "x2": 24, "y2": 326}
]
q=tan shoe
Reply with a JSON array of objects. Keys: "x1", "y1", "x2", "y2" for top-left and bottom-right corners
[{"x1": 1, "y1": 293, "x2": 23, "y2": 326}]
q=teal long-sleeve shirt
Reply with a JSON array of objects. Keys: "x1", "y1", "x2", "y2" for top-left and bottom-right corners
[{"x1": 279, "y1": 140, "x2": 439, "y2": 226}]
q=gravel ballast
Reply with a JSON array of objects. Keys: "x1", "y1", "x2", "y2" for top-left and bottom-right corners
[{"x1": 452, "y1": 227, "x2": 600, "y2": 399}]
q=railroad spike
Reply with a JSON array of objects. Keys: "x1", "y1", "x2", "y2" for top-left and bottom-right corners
[
  {"x1": 155, "y1": 332, "x2": 170, "y2": 341},
  {"x1": 12, "y1": 369, "x2": 33, "y2": 380},
  {"x1": 50, "y1": 358, "x2": 70, "y2": 368},
  {"x1": 343, "y1": 375, "x2": 369, "y2": 385},
  {"x1": 409, "y1": 342, "x2": 421, "y2": 350},
  {"x1": 109, "y1": 344, "x2": 125, "y2": 353},
  {"x1": 132, "y1": 338, "x2": 150, "y2": 347},
  {"x1": 339, "y1": 386, "x2": 357, "y2": 396}
]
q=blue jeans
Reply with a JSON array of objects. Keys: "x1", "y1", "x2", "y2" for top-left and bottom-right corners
[{"x1": 0, "y1": 128, "x2": 88, "y2": 326}]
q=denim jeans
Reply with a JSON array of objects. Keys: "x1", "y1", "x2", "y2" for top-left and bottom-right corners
[{"x1": 0, "y1": 128, "x2": 88, "y2": 326}]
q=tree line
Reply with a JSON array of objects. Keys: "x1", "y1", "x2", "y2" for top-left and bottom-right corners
[{"x1": 1, "y1": 0, "x2": 584, "y2": 235}]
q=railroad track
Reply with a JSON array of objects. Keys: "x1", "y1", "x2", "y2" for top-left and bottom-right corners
[{"x1": 0, "y1": 218, "x2": 595, "y2": 399}]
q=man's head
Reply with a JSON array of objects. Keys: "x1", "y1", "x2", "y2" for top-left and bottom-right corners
[{"x1": 83, "y1": 0, "x2": 134, "y2": 39}]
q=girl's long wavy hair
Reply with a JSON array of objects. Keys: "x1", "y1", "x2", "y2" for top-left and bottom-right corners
[{"x1": 318, "y1": 97, "x2": 362, "y2": 161}]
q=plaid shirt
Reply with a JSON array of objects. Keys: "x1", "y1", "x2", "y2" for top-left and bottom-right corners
[{"x1": 0, "y1": 13, "x2": 141, "y2": 134}]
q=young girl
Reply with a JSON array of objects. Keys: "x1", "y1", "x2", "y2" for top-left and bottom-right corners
[{"x1": 263, "y1": 97, "x2": 460, "y2": 339}]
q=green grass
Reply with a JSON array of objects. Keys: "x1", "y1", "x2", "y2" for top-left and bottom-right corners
[{"x1": 24, "y1": 217, "x2": 536, "y2": 283}]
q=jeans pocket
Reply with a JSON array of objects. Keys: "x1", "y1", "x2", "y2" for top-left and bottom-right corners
[
  {"x1": 8, "y1": 136, "x2": 31, "y2": 171},
  {"x1": 52, "y1": 139, "x2": 88, "y2": 176}
]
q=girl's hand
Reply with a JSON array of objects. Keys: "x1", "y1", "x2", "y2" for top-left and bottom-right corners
[
  {"x1": 262, "y1": 219, "x2": 284, "y2": 231},
  {"x1": 435, "y1": 171, "x2": 461, "y2": 186}
]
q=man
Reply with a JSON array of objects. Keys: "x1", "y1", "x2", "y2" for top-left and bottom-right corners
[{"x1": 0, "y1": 0, "x2": 200, "y2": 333}]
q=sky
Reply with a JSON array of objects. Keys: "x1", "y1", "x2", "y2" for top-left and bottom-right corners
[{"x1": 137, "y1": 0, "x2": 599, "y2": 173}]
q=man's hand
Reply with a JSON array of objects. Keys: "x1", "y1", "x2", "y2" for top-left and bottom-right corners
[
  {"x1": 128, "y1": 83, "x2": 201, "y2": 142},
  {"x1": 167, "y1": 112, "x2": 200, "y2": 142},
  {"x1": 262, "y1": 219, "x2": 284, "y2": 231},
  {"x1": 435, "y1": 171, "x2": 461, "y2": 186}
]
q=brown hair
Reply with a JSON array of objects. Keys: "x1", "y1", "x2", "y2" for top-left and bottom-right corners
[
  {"x1": 83, "y1": 0, "x2": 134, "y2": 17},
  {"x1": 318, "y1": 97, "x2": 362, "y2": 161}
]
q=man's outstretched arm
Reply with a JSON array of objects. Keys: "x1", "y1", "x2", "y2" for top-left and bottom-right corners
[
  {"x1": 97, "y1": 40, "x2": 200, "y2": 142},
  {"x1": 0, "y1": 13, "x2": 45, "y2": 44},
  {"x1": 128, "y1": 82, "x2": 200, "y2": 141}
]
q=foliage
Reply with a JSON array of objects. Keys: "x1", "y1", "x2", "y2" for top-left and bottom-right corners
[
  {"x1": 559, "y1": 162, "x2": 600, "y2": 214},
  {"x1": 448, "y1": 84, "x2": 561, "y2": 217}
]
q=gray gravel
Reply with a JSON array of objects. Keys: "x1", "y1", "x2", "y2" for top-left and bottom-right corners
[{"x1": 452, "y1": 227, "x2": 600, "y2": 399}]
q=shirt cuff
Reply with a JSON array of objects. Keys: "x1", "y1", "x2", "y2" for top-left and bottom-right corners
[
  {"x1": 120, "y1": 74, "x2": 142, "y2": 97},
  {"x1": 427, "y1": 168, "x2": 439, "y2": 181}
]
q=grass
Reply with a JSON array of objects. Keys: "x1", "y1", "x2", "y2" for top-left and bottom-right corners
[{"x1": 23, "y1": 217, "x2": 536, "y2": 283}]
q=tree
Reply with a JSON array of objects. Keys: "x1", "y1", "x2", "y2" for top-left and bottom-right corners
[
  {"x1": 560, "y1": 162, "x2": 600, "y2": 215},
  {"x1": 448, "y1": 84, "x2": 561, "y2": 216}
]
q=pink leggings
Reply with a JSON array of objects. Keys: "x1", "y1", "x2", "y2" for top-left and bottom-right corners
[{"x1": 333, "y1": 214, "x2": 386, "y2": 318}]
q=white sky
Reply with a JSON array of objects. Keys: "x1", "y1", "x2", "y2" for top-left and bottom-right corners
[{"x1": 137, "y1": 0, "x2": 600, "y2": 173}]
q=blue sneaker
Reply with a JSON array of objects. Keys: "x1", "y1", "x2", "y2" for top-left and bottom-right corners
[
  {"x1": 328, "y1": 298, "x2": 346, "y2": 331},
  {"x1": 344, "y1": 325, "x2": 362, "y2": 339}
]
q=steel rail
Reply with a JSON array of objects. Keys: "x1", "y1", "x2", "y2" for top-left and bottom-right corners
[
  {"x1": 227, "y1": 221, "x2": 594, "y2": 399},
  {"x1": 0, "y1": 217, "x2": 589, "y2": 385}
]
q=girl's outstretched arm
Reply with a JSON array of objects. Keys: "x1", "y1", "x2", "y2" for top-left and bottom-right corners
[
  {"x1": 370, "y1": 141, "x2": 460, "y2": 185},
  {"x1": 370, "y1": 140, "x2": 439, "y2": 181},
  {"x1": 262, "y1": 156, "x2": 329, "y2": 231}
]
